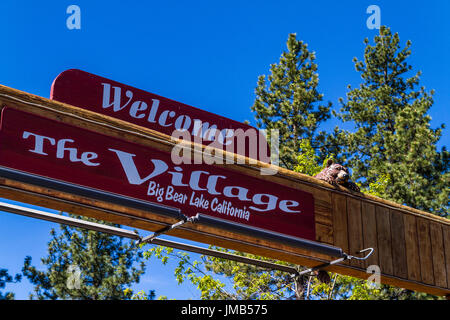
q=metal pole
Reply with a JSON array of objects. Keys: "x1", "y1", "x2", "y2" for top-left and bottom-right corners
[
  {"x1": 0, "y1": 201, "x2": 141, "y2": 240},
  {"x1": 149, "y1": 238, "x2": 299, "y2": 274},
  {"x1": 138, "y1": 217, "x2": 195, "y2": 244},
  {"x1": 192, "y1": 213, "x2": 345, "y2": 258},
  {"x1": 0, "y1": 202, "x2": 299, "y2": 274},
  {"x1": 0, "y1": 166, "x2": 346, "y2": 259},
  {"x1": 0, "y1": 166, "x2": 183, "y2": 220},
  {"x1": 0, "y1": 201, "x2": 374, "y2": 278}
]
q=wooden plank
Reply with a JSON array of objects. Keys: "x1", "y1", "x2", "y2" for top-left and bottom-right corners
[
  {"x1": 314, "y1": 210, "x2": 333, "y2": 226},
  {"x1": 361, "y1": 202, "x2": 379, "y2": 269},
  {"x1": 225, "y1": 162, "x2": 333, "y2": 204},
  {"x1": 376, "y1": 206, "x2": 393, "y2": 276},
  {"x1": 429, "y1": 222, "x2": 447, "y2": 288},
  {"x1": 416, "y1": 218, "x2": 435, "y2": 286},
  {"x1": 314, "y1": 198, "x2": 333, "y2": 213},
  {"x1": 443, "y1": 225, "x2": 450, "y2": 289},
  {"x1": 390, "y1": 210, "x2": 408, "y2": 279},
  {"x1": 403, "y1": 214, "x2": 421, "y2": 282},
  {"x1": 332, "y1": 193, "x2": 349, "y2": 265},
  {"x1": 313, "y1": 193, "x2": 333, "y2": 229},
  {"x1": 347, "y1": 197, "x2": 364, "y2": 269},
  {"x1": 314, "y1": 203, "x2": 333, "y2": 225},
  {"x1": 315, "y1": 223, "x2": 333, "y2": 245}
]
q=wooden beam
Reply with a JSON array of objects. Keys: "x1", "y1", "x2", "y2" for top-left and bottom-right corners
[
  {"x1": 403, "y1": 214, "x2": 422, "y2": 282},
  {"x1": 347, "y1": 197, "x2": 364, "y2": 268},
  {"x1": 361, "y1": 202, "x2": 378, "y2": 269},
  {"x1": 376, "y1": 206, "x2": 394, "y2": 276},
  {"x1": 390, "y1": 210, "x2": 408, "y2": 279},
  {"x1": 417, "y1": 218, "x2": 435, "y2": 286}
]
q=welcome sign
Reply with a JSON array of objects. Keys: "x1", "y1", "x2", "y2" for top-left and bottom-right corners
[
  {"x1": 0, "y1": 108, "x2": 315, "y2": 240},
  {"x1": 50, "y1": 69, "x2": 270, "y2": 162}
]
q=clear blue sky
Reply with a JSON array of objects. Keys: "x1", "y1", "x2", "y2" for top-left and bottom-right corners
[{"x1": 0, "y1": 0, "x2": 448, "y2": 299}]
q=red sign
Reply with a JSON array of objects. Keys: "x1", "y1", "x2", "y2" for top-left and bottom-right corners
[
  {"x1": 50, "y1": 69, "x2": 269, "y2": 161},
  {"x1": 0, "y1": 108, "x2": 315, "y2": 240}
]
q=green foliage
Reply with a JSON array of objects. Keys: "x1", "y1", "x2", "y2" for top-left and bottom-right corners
[
  {"x1": 293, "y1": 140, "x2": 324, "y2": 176},
  {"x1": 144, "y1": 245, "x2": 302, "y2": 300},
  {"x1": 365, "y1": 173, "x2": 391, "y2": 197},
  {"x1": 252, "y1": 33, "x2": 331, "y2": 169},
  {"x1": 331, "y1": 26, "x2": 449, "y2": 216},
  {"x1": 141, "y1": 36, "x2": 338, "y2": 300},
  {"x1": 123, "y1": 288, "x2": 156, "y2": 300},
  {"x1": 22, "y1": 214, "x2": 146, "y2": 300},
  {"x1": 0, "y1": 268, "x2": 21, "y2": 300},
  {"x1": 144, "y1": 243, "x2": 440, "y2": 300}
]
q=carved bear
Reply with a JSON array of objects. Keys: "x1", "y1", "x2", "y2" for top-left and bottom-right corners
[{"x1": 314, "y1": 159, "x2": 360, "y2": 192}]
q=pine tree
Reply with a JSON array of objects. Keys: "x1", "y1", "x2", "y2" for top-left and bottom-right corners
[
  {"x1": 332, "y1": 26, "x2": 449, "y2": 216},
  {"x1": 251, "y1": 33, "x2": 331, "y2": 169},
  {"x1": 144, "y1": 30, "x2": 448, "y2": 300},
  {"x1": 22, "y1": 214, "x2": 146, "y2": 300},
  {"x1": 0, "y1": 268, "x2": 21, "y2": 300}
]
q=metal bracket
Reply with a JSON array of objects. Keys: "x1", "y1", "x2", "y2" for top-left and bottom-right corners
[
  {"x1": 0, "y1": 201, "x2": 375, "y2": 279},
  {"x1": 136, "y1": 214, "x2": 197, "y2": 245},
  {"x1": 295, "y1": 247, "x2": 374, "y2": 278}
]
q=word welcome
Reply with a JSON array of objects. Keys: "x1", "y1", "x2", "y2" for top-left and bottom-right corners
[
  {"x1": 102, "y1": 83, "x2": 232, "y2": 143},
  {"x1": 50, "y1": 69, "x2": 271, "y2": 164},
  {"x1": 170, "y1": 128, "x2": 279, "y2": 176}
]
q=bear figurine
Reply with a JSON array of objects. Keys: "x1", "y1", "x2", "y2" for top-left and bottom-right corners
[{"x1": 314, "y1": 159, "x2": 360, "y2": 192}]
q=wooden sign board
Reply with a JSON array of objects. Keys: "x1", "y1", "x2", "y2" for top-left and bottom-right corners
[
  {"x1": 0, "y1": 84, "x2": 448, "y2": 297},
  {"x1": 0, "y1": 107, "x2": 315, "y2": 240},
  {"x1": 50, "y1": 69, "x2": 269, "y2": 162}
]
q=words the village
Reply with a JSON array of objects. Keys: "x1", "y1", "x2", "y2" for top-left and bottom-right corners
[{"x1": 20, "y1": 129, "x2": 303, "y2": 217}]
